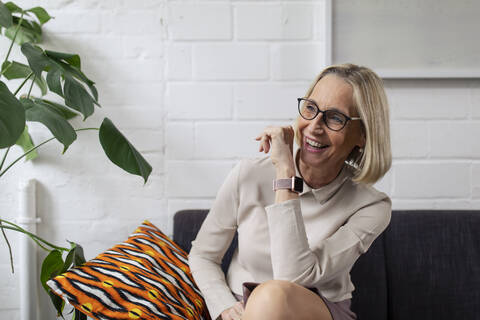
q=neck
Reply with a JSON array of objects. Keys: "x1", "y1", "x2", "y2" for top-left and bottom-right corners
[{"x1": 296, "y1": 151, "x2": 344, "y2": 189}]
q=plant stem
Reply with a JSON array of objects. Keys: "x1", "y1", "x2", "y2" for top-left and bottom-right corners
[
  {"x1": 0, "y1": 147, "x2": 10, "y2": 172},
  {"x1": 3, "y1": 12, "x2": 24, "y2": 68},
  {"x1": 1, "y1": 224, "x2": 49, "y2": 251},
  {"x1": 13, "y1": 71, "x2": 34, "y2": 96},
  {"x1": 0, "y1": 221, "x2": 14, "y2": 273},
  {"x1": 27, "y1": 74, "x2": 36, "y2": 98},
  {"x1": 0, "y1": 136, "x2": 55, "y2": 178},
  {"x1": 0, "y1": 225, "x2": 67, "y2": 251},
  {"x1": 0, "y1": 220, "x2": 69, "y2": 252},
  {"x1": 0, "y1": 128, "x2": 100, "y2": 178}
]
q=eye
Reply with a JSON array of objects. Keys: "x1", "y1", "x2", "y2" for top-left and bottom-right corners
[
  {"x1": 305, "y1": 104, "x2": 316, "y2": 113},
  {"x1": 327, "y1": 111, "x2": 345, "y2": 124}
]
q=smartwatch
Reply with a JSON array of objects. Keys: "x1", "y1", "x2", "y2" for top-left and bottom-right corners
[{"x1": 272, "y1": 176, "x2": 303, "y2": 194}]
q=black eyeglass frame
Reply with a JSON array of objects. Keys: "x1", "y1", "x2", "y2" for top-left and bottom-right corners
[{"x1": 297, "y1": 97, "x2": 362, "y2": 131}]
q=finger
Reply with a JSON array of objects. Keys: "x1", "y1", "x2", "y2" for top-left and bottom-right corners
[
  {"x1": 264, "y1": 138, "x2": 270, "y2": 153},
  {"x1": 222, "y1": 309, "x2": 234, "y2": 320},
  {"x1": 234, "y1": 301, "x2": 244, "y2": 313},
  {"x1": 228, "y1": 308, "x2": 241, "y2": 320},
  {"x1": 255, "y1": 130, "x2": 269, "y2": 140},
  {"x1": 259, "y1": 135, "x2": 267, "y2": 152},
  {"x1": 259, "y1": 135, "x2": 270, "y2": 153}
]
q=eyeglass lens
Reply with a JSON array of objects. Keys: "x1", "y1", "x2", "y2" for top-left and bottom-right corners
[{"x1": 298, "y1": 99, "x2": 347, "y2": 131}]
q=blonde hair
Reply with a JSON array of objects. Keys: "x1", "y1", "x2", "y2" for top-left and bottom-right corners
[{"x1": 294, "y1": 63, "x2": 391, "y2": 185}]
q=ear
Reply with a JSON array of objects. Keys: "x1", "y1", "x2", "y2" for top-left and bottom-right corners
[
  {"x1": 358, "y1": 133, "x2": 366, "y2": 148},
  {"x1": 357, "y1": 122, "x2": 366, "y2": 148}
]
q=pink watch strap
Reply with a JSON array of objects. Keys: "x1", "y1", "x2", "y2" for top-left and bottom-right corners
[{"x1": 272, "y1": 176, "x2": 303, "y2": 193}]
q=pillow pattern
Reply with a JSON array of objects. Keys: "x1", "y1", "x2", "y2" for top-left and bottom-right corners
[{"x1": 47, "y1": 220, "x2": 210, "y2": 320}]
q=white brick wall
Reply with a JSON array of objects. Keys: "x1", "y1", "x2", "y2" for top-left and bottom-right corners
[
  {"x1": 168, "y1": 3, "x2": 232, "y2": 40},
  {"x1": 393, "y1": 162, "x2": 471, "y2": 199},
  {"x1": 1, "y1": 0, "x2": 479, "y2": 317},
  {"x1": 235, "y1": 83, "x2": 308, "y2": 119},
  {"x1": 235, "y1": 3, "x2": 313, "y2": 40},
  {"x1": 194, "y1": 44, "x2": 270, "y2": 80},
  {"x1": 166, "y1": 83, "x2": 233, "y2": 119}
]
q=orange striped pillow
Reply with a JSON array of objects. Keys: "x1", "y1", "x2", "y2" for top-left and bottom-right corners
[{"x1": 47, "y1": 220, "x2": 210, "y2": 320}]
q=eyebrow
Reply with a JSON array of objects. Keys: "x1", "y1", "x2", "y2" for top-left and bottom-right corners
[{"x1": 306, "y1": 98, "x2": 346, "y2": 114}]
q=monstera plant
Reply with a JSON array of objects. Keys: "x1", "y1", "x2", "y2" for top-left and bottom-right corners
[{"x1": 0, "y1": 2, "x2": 152, "y2": 318}]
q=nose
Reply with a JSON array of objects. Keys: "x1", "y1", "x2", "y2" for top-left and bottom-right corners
[{"x1": 308, "y1": 112, "x2": 327, "y2": 134}]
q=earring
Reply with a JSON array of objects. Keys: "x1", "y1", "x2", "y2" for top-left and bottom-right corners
[{"x1": 359, "y1": 147, "x2": 364, "y2": 153}]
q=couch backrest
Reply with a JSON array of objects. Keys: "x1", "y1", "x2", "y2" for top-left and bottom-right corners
[
  {"x1": 383, "y1": 210, "x2": 480, "y2": 320},
  {"x1": 173, "y1": 210, "x2": 480, "y2": 320},
  {"x1": 173, "y1": 210, "x2": 237, "y2": 274}
]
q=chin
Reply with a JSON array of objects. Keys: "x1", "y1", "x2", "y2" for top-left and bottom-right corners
[{"x1": 299, "y1": 148, "x2": 328, "y2": 167}]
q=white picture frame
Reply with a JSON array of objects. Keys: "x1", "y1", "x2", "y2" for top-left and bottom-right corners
[{"x1": 330, "y1": 0, "x2": 480, "y2": 79}]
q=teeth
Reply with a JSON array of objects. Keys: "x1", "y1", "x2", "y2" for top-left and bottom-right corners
[{"x1": 306, "y1": 137, "x2": 326, "y2": 148}]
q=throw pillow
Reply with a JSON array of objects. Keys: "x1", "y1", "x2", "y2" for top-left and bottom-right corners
[{"x1": 47, "y1": 220, "x2": 210, "y2": 320}]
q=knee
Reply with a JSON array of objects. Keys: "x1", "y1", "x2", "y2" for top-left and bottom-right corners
[
  {"x1": 257, "y1": 280, "x2": 295, "y2": 295},
  {"x1": 245, "y1": 280, "x2": 295, "y2": 311}
]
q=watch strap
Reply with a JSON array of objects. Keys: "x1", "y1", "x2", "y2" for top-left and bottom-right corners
[{"x1": 273, "y1": 176, "x2": 303, "y2": 193}]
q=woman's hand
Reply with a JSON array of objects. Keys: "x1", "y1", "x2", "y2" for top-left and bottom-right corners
[
  {"x1": 255, "y1": 125, "x2": 295, "y2": 174},
  {"x1": 220, "y1": 301, "x2": 244, "y2": 320}
]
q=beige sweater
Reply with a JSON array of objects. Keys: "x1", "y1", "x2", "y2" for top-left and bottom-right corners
[{"x1": 188, "y1": 152, "x2": 391, "y2": 319}]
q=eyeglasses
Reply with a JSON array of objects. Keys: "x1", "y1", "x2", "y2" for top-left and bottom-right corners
[{"x1": 297, "y1": 98, "x2": 361, "y2": 131}]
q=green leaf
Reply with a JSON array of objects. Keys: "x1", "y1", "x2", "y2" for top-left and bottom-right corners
[
  {"x1": 0, "y1": 81, "x2": 25, "y2": 148},
  {"x1": 49, "y1": 291, "x2": 65, "y2": 318},
  {"x1": 2, "y1": 61, "x2": 48, "y2": 95},
  {"x1": 21, "y1": 43, "x2": 50, "y2": 79},
  {"x1": 26, "y1": 6, "x2": 51, "y2": 25},
  {"x1": 66, "y1": 241, "x2": 86, "y2": 266},
  {"x1": 4, "y1": 17, "x2": 42, "y2": 45},
  {"x1": 61, "y1": 246, "x2": 75, "y2": 273},
  {"x1": 4, "y1": 24, "x2": 36, "y2": 45},
  {"x1": 35, "y1": 75, "x2": 48, "y2": 96},
  {"x1": 21, "y1": 46, "x2": 100, "y2": 119},
  {"x1": 5, "y1": 2, "x2": 22, "y2": 14},
  {"x1": 15, "y1": 125, "x2": 37, "y2": 161},
  {"x1": 21, "y1": 98, "x2": 77, "y2": 153},
  {"x1": 33, "y1": 98, "x2": 79, "y2": 120},
  {"x1": 46, "y1": 67, "x2": 63, "y2": 97},
  {"x1": 46, "y1": 50, "x2": 81, "y2": 69},
  {"x1": 0, "y1": 1, "x2": 13, "y2": 28},
  {"x1": 2, "y1": 60, "x2": 29, "y2": 78},
  {"x1": 74, "y1": 309, "x2": 87, "y2": 320},
  {"x1": 63, "y1": 76, "x2": 94, "y2": 120},
  {"x1": 99, "y1": 118, "x2": 152, "y2": 183},
  {"x1": 37, "y1": 51, "x2": 100, "y2": 114},
  {"x1": 57, "y1": 60, "x2": 98, "y2": 103},
  {"x1": 40, "y1": 250, "x2": 64, "y2": 293},
  {"x1": 21, "y1": 43, "x2": 50, "y2": 78},
  {"x1": 30, "y1": 19, "x2": 41, "y2": 36}
]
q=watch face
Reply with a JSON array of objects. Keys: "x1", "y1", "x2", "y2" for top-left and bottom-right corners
[{"x1": 294, "y1": 177, "x2": 303, "y2": 193}]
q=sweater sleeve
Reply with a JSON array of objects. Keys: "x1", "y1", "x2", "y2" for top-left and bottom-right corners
[
  {"x1": 188, "y1": 162, "x2": 241, "y2": 320},
  {"x1": 264, "y1": 196, "x2": 392, "y2": 287}
]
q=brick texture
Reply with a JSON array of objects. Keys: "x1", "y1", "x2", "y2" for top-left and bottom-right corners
[{"x1": 1, "y1": 1, "x2": 479, "y2": 317}]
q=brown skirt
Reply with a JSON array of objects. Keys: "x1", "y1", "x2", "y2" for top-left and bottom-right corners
[{"x1": 232, "y1": 290, "x2": 357, "y2": 320}]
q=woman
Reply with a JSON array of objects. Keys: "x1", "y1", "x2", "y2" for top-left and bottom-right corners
[{"x1": 188, "y1": 63, "x2": 392, "y2": 320}]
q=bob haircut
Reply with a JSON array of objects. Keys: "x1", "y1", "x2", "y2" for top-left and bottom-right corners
[{"x1": 294, "y1": 63, "x2": 391, "y2": 185}]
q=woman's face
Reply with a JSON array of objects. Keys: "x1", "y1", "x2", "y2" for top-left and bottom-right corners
[{"x1": 297, "y1": 74, "x2": 365, "y2": 172}]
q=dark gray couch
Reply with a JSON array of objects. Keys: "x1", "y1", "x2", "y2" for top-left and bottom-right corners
[{"x1": 173, "y1": 210, "x2": 480, "y2": 320}]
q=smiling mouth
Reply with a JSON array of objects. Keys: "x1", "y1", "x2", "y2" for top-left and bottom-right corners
[{"x1": 305, "y1": 137, "x2": 329, "y2": 150}]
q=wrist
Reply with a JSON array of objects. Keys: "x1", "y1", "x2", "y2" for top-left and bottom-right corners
[{"x1": 275, "y1": 166, "x2": 295, "y2": 178}]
